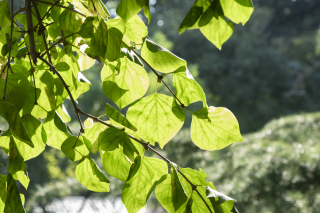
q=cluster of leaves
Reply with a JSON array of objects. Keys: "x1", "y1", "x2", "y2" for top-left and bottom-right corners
[{"x1": 0, "y1": 0, "x2": 253, "y2": 212}]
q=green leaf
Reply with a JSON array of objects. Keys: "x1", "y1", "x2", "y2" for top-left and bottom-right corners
[
  {"x1": 179, "y1": 5, "x2": 203, "y2": 34},
  {"x1": 56, "y1": 104, "x2": 71, "y2": 123},
  {"x1": 100, "y1": 146, "x2": 131, "y2": 181},
  {"x1": 55, "y1": 62, "x2": 70, "y2": 71},
  {"x1": 122, "y1": 15, "x2": 148, "y2": 49},
  {"x1": 0, "y1": 70, "x2": 31, "y2": 111},
  {"x1": 89, "y1": 19, "x2": 108, "y2": 58},
  {"x1": 77, "y1": 51, "x2": 96, "y2": 71},
  {"x1": 199, "y1": 1, "x2": 234, "y2": 50},
  {"x1": 184, "y1": 197, "x2": 193, "y2": 213},
  {"x1": 34, "y1": 71, "x2": 56, "y2": 112},
  {"x1": 191, "y1": 107, "x2": 243, "y2": 150},
  {"x1": 156, "y1": 168, "x2": 214, "y2": 213},
  {"x1": 12, "y1": 114, "x2": 47, "y2": 161},
  {"x1": 116, "y1": 0, "x2": 148, "y2": 23},
  {"x1": 203, "y1": 24, "x2": 233, "y2": 51},
  {"x1": 99, "y1": 128, "x2": 139, "y2": 163},
  {"x1": 78, "y1": 17, "x2": 99, "y2": 38},
  {"x1": 43, "y1": 111, "x2": 70, "y2": 150},
  {"x1": 0, "y1": 103, "x2": 33, "y2": 147},
  {"x1": 88, "y1": 0, "x2": 110, "y2": 19},
  {"x1": 141, "y1": 38, "x2": 186, "y2": 73},
  {"x1": 61, "y1": 136, "x2": 89, "y2": 161},
  {"x1": 0, "y1": 0, "x2": 11, "y2": 28},
  {"x1": 156, "y1": 174, "x2": 184, "y2": 213},
  {"x1": 8, "y1": 138, "x2": 29, "y2": 190},
  {"x1": 102, "y1": 57, "x2": 149, "y2": 109},
  {"x1": 206, "y1": 186, "x2": 238, "y2": 213},
  {"x1": 220, "y1": 0, "x2": 254, "y2": 25},
  {"x1": 83, "y1": 122, "x2": 107, "y2": 153},
  {"x1": 4, "y1": 174, "x2": 25, "y2": 213},
  {"x1": 171, "y1": 163, "x2": 188, "y2": 211},
  {"x1": 75, "y1": 155, "x2": 110, "y2": 192},
  {"x1": 59, "y1": 9, "x2": 82, "y2": 33},
  {"x1": 178, "y1": 168, "x2": 214, "y2": 212},
  {"x1": 143, "y1": 1, "x2": 151, "y2": 24},
  {"x1": 127, "y1": 93, "x2": 185, "y2": 148},
  {"x1": 173, "y1": 66, "x2": 207, "y2": 107},
  {"x1": 0, "y1": 174, "x2": 7, "y2": 212},
  {"x1": 105, "y1": 18, "x2": 126, "y2": 62},
  {"x1": 105, "y1": 103, "x2": 137, "y2": 132},
  {"x1": 122, "y1": 156, "x2": 167, "y2": 213}
]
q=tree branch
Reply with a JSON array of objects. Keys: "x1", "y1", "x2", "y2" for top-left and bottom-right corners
[
  {"x1": 32, "y1": 0, "x2": 86, "y2": 17},
  {"x1": 25, "y1": 0, "x2": 38, "y2": 65},
  {"x1": 37, "y1": 56, "x2": 85, "y2": 132}
]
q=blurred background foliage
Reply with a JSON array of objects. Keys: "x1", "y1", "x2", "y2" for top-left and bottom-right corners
[{"x1": 1, "y1": 0, "x2": 320, "y2": 212}]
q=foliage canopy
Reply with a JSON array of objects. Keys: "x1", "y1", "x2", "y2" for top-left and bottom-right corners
[{"x1": 0, "y1": 0, "x2": 254, "y2": 212}]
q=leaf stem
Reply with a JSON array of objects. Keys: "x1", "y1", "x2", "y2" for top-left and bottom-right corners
[
  {"x1": 132, "y1": 49, "x2": 185, "y2": 107},
  {"x1": 40, "y1": 32, "x2": 76, "y2": 58}
]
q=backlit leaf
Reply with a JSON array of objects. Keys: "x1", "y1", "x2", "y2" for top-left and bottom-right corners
[
  {"x1": 105, "y1": 19, "x2": 126, "y2": 62},
  {"x1": 8, "y1": 138, "x2": 29, "y2": 189},
  {"x1": 102, "y1": 57, "x2": 149, "y2": 109},
  {"x1": 171, "y1": 163, "x2": 188, "y2": 211},
  {"x1": 59, "y1": 10, "x2": 82, "y2": 33},
  {"x1": 173, "y1": 66, "x2": 207, "y2": 107},
  {"x1": 122, "y1": 156, "x2": 167, "y2": 213},
  {"x1": 220, "y1": 0, "x2": 254, "y2": 25},
  {"x1": 83, "y1": 122, "x2": 107, "y2": 153},
  {"x1": 4, "y1": 174, "x2": 25, "y2": 213},
  {"x1": 123, "y1": 15, "x2": 148, "y2": 49},
  {"x1": 76, "y1": 155, "x2": 110, "y2": 192},
  {"x1": 61, "y1": 136, "x2": 89, "y2": 161},
  {"x1": 191, "y1": 107, "x2": 243, "y2": 150},
  {"x1": 43, "y1": 111, "x2": 70, "y2": 149},
  {"x1": 117, "y1": 0, "x2": 148, "y2": 23},
  {"x1": 199, "y1": 0, "x2": 234, "y2": 49},
  {"x1": 127, "y1": 93, "x2": 185, "y2": 148},
  {"x1": 141, "y1": 38, "x2": 186, "y2": 73},
  {"x1": 105, "y1": 103, "x2": 137, "y2": 132}
]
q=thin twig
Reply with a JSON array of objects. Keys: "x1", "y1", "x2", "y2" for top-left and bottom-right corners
[
  {"x1": 13, "y1": 7, "x2": 26, "y2": 17},
  {"x1": 90, "y1": 0, "x2": 97, "y2": 12},
  {"x1": 3, "y1": 0, "x2": 14, "y2": 99},
  {"x1": 32, "y1": 0, "x2": 86, "y2": 17},
  {"x1": 40, "y1": 32, "x2": 76, "y2": 58},
  {"x1": 132, "y1": 49, "x2": 185, "y2": 107},
  {"x1": 72, "y1": 130, "x2": 82, "y2": 148},
  {"x1": 25, "y1": 0, "x2": 37, "y2": 65},
  {"x1": 34, "y1": 0, "x2": 60, "y2": 29},
  {"x1": 37, "y1": 56, "x2": 85, "y2": 132}
]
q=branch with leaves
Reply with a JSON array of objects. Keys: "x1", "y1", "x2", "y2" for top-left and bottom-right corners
[{"x1": 0, "y1": 0, "x2": 254, "y2": 212}]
